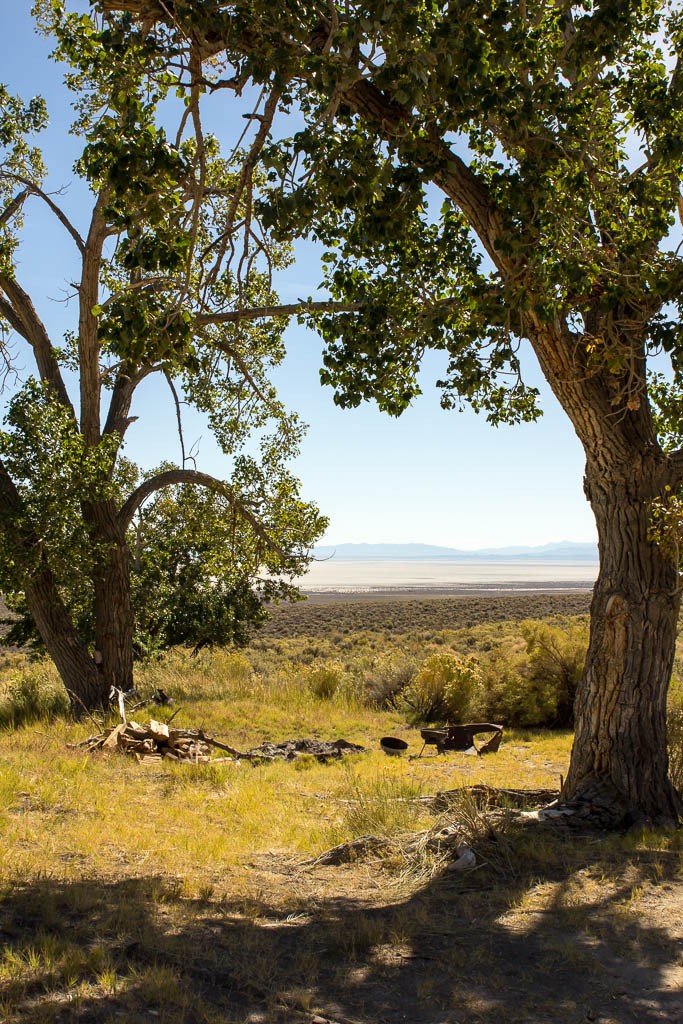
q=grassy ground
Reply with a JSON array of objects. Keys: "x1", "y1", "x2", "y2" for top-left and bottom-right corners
[{"x1": 0, "y1": 595, "x2": 681, "y2": 1023}]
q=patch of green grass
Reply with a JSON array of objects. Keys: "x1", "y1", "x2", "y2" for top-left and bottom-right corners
[{"x1": 0, "y1": 656, "x2": 68, "y2": 729}]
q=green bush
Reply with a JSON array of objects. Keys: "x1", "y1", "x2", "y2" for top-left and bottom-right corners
[
  {"x1": 362, "y1": 653, "x2": 417, "y2": 708},
  {"x1": 399, "y1": 652, "x2": 479, "y2": 724},
  {"x1": 469, "y1": 620, "x2": 588, "y2": 728},
  {"x1": 0, "y1": 662, "x2": 69, "y2": 729},
  {"x1": 474, "y1": 646, "x2": 555, "y2": 726},
  {"x1": 305, "y1": 659, "x2": 350, "y2": 700},
  {"x1": 668, "y1": 673, "x2": 683, "y2": 794},
  {"x1": 521, "y1": 620, "x2": 587, "y2": 726}
]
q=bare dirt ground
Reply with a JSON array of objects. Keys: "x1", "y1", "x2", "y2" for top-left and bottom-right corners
[
  {"x1": 2, "y1": 835, "x2": 680, "y2": 1024},
  {"x1": 238, "y1": 845, "x2": 683, "y2": 1024}
]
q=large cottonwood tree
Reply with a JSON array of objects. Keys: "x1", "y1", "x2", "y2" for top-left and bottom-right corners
[
  {"x1": 96, "y1": 0, "x2": 683, "y2": 825},
  {"x1": 0, "y1": 10, "x2": 326, "y2": 711}
]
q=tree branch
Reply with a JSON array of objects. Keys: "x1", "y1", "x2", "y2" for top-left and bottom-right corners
[
  {"x1": 195, "y1": 299, "x2": 357, "y2": 325},
  {"x1": 182, "y1": 43, "x2": 207, "y2": 300},
  {"x1": 102, "y1": 362, "x2": 149, "y2": 440},
  {"x1": 79, "y1": 192, "x2": 109, "y2": 446},
  {"x1": 195, "y1": 291, "x2": 506, "y2": 327},
  {"x1": 0, "y1": 291, "x2": 24, "y2": 336},
  {"x1": 117, "y1": 468, "x2": 291, "y2": 560},
  {"x1": 0, "y1": 187, "x2": 30, "y2": 229},
  {"x1": 0, "y1": 275, "x2": 76, "y2": 418},
  {"x1": 203, "y1": 82, "x2": 283, "y2": 295},
  {"x1": 0, "y1": 173, "x2": 86, "y2": 254},
  {"x1": 164, "y1": 371, "x2": 189, "y2": 466},
  {"x1": 210, "y1": 337, "x2": 279, "y2": 414},
  {"x1": 99, "y1": 0, "x2": 167, "y2": 14},
  {"x1": 341, "y1": 76, "x2": 509, "y2": 272},
  {"x1": 98, "y1": 3, "x2": 510, "y2": 273}
]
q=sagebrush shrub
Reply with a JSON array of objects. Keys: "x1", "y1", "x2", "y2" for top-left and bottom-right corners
[
  {"x1": 474, "y1": 646, "x2": 555, "y2": 726},
  {"x1": 362, "y1": 653, "x2": 417, "y2": 708},
  {"x1": 521, "y1": 620, "x2": 587, "y2": 726},
  {"x1": 468, "y1": 620, "x2": 588, "y2": 728},
  {"x1": 305, "y1": 659, "x2": 349, "y2": 700},
  {"x1": 399, "y1": 652, "x2": 479, "y2": 724},
  {"x1": 0, "y1": 661, "x2": 69, "y2": 728},
  {"x1": 668, "y1": 671, "x2": 683, "y2": 793}
]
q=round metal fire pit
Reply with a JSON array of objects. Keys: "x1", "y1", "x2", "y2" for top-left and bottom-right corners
[{"x1": 380, "y1": 736, "x2": 408, "y2": 757}]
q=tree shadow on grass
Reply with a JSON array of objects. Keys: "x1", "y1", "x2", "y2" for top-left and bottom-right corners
[{"x1": 0, "y1": 837, "x2": 681, "y2": 1024}]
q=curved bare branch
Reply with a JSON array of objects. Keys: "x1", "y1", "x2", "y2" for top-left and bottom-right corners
[{"x1": 117, "y1": 467, "x2": 291, "y2": 560}]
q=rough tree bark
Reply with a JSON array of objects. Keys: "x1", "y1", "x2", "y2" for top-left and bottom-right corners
[
  {"x1": 0, "y1": 460, "x2": 106, "y2": 711},
  {"x1": 87, "y1": 498, "x2": 135, "y2": 697},
  {"x1": 25, "y1": 561, "x2": 106, "y2": 712},
  {"x1": 514, "y1": 313, "x2": 683, "y2": 824},
  {"x1": 562, "y1": 454, "x2": 683, "y2": 824},
  {"x1": 19, "y1": 500, "x2": 135, "y2": 713}
]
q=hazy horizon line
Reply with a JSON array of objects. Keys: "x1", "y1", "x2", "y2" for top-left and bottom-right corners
[{"x1": 315, "y1": 539, "x2": 597, "y2": 551}]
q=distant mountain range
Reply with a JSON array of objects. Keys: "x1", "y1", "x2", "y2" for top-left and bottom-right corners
[{"x1": 313, "y1": 541, "x2": 599, "y2": 562}]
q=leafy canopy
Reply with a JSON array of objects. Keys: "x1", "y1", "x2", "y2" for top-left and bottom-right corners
[
  {"x1": 101, "y1": 0, "x2": 683, "y2": 443},
  {"x1": 0, "y1": 3, "x2": 327, "y2": 659}
]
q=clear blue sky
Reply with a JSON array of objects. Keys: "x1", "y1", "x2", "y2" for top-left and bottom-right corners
[{"x1": 1, "y1": 4, "x2": 597, "y2": 549}]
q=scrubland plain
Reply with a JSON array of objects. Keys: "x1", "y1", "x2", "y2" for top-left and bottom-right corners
[{"x1": 0, "y1": 593, "x2": 681, "y2": 1023}]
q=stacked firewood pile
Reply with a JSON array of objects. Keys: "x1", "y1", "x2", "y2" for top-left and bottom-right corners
[
  {"x1": 72, "y1": 720, "x2": 220, "y2": 765},
  {"x1": 71, "y1": 720, "x2": 365, "y2": 766}
]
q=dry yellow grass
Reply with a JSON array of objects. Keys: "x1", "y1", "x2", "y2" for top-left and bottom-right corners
[
  {"x1": 0, "y1": 658, "x2": 573, "y2": 887},
  {"x1": 0, "y1": 601, "x2": 681, "y2": 1024}
]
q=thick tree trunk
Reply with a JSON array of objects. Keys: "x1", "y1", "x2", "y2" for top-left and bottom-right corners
[
  {"x1": 24, "y1": 562, "x2": 107, "y2": 713},
  {"x1": 562, "y1": 459, "x2": 683, "y2": 825},
  {"x1": 0, "y1": 460, "x2": 107, "y2": 712},
  {"x1": 87, "y1": 499, "x2": 135, "y2": 696}
]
